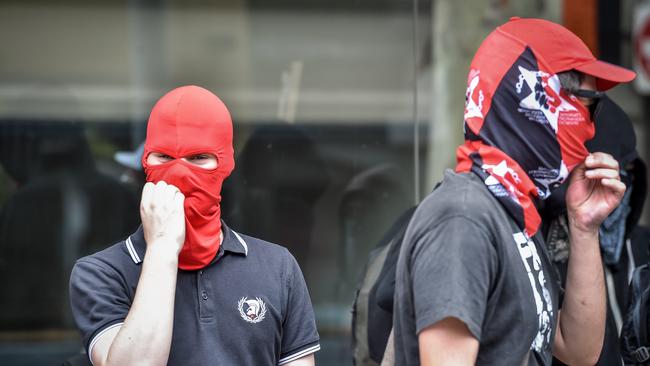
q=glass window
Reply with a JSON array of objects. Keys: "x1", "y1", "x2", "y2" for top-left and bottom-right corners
[
  {"x1": 2, "y1": 0, "x2": 604, "y2": 365},
  {"x1": 0, "y1": 1, "x2": 430, "y2": 364}
]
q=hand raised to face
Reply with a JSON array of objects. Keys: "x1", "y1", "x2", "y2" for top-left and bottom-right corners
[
  {"x1": 565, "y1": 152, "x2": 626, "y2": 234},
  {"x1": 140, "y1": 180, "x2": 186, "y2": 257}
]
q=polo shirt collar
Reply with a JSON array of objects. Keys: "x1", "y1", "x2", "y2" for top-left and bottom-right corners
[
  {"x1": 125, "y1": 220, "x2": 248, "y2": 265},
  {"x1": 219, "y1": 221, "x2": 249, "y2": 256}
]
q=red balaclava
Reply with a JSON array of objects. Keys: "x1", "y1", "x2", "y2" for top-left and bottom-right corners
[{"x1": 142, "y1": 85, "x2": 235, "y2": 270}]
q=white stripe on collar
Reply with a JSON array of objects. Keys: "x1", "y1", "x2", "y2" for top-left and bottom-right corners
[
  {"x1": 125, "y1": 231, "x2": 245, "y2": 263},
  {"x1": 125, "y1": 236, "x2": 142, "y2": 264},
  {"x1": 231, "y1": 230, "x2": 248, "y2": 256}
]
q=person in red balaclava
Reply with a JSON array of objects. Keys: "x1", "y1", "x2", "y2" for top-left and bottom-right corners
[
  {"x1": 392, "y1": 18, "x2": 635, "y2": 365},
  {"x1": 69, "y1": 86, "x2": 320, "y2": 366}
]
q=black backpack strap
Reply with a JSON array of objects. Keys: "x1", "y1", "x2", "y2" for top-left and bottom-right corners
[
  {"x1": 372, "y1": 206, "x2": 417, "y2": 312},
  {"x1": 634, "y1": 290, "x2": 650, "y2": 364},
  {"x1": 631, "y1": 346, "x2": 650, "y2": 364},
  {"x1": 633, "y1": 266, "x2": 649, "y2": 343},
  {"x1": 629, "y1": 264, "x2": 650, "y2": 365}
]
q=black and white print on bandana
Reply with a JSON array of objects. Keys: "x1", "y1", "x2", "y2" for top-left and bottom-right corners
[
  {"x1": 458, "y1": 46, "x2": 594, "y2": 237},
  {"x1": 513, "y1": 232, "x2": 554, "y2": 352}
]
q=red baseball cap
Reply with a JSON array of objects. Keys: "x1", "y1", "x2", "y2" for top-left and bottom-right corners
[{"x1": 498, "y1": 17, "x2": 636, "y2": 90}]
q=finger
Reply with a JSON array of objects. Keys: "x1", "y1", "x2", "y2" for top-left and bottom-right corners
[
  {"x1": 173, "y1": 190, "x2": 185, "y2": 210},
  {"x1": 140, "y1": 183, "x2": 155, "y2": 222},
  {"x1": 571, "y1": 162, "x2": 587, "y2": 175},
  {"x1": 568, "y1": 162, "x2": 587, "y2": 184},
  {"x1": 163, "y1": 184, "x2": 181, "y2": 205},
  {"x1": 586, "y1": 152, "x2": 619, "y2": 171},
  {"x1": 141, "y1": 182, "x2": 155, "y2": 209},
  {"x1": 601, "y1": 178, "x2": 626, "y2": 195},
  {"x1": 154, "y1": 180, "x2": 174, "y2": 202},
  {"x1": 585, "y1": 168, "x2": 619, "y2": 180},
  {"x1": 166, "y1": 183, "x2": 180, "y2": 195}
]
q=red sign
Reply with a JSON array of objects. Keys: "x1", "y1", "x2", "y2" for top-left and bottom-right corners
[
  {"x1": 634, "y1": 5, "x2": 650, "y2": 93},
  {"x1": 636, "y1": 18, "x2": 650, "y2": 77}
]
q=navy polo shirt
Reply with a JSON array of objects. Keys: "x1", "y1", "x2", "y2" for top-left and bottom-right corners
[{"x1": 69, "y1": 221, "x2": 320, "y2": 365}]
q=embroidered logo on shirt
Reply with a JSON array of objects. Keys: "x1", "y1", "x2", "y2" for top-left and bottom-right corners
[
  {"x1": 513, "y1": 232, "x2": 554, "y2": 352},
  {"x1": 238, "y1": 297, "x2": 267, "y2": 323}
]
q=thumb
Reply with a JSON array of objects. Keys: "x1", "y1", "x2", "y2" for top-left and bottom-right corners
[{"x1": 568, "y1": 162, "x2": 587, "y2": 184}]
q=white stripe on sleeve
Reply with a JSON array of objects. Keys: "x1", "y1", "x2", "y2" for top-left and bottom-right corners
[
  {"x1": 88, "y1": 322, "x2": 124, "y2": 365},
  {"x1": 277, "y1": 344, "x2": 321, "y2": 365}
]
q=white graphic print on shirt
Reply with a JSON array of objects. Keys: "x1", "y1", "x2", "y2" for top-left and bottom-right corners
[{"x1": 513, "y1": 232, "x2": 554, "y2": 352}]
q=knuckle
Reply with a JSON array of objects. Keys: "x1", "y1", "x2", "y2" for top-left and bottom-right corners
[{"x1": 606, "y1": 155, "x2": 618, "y2": 168}]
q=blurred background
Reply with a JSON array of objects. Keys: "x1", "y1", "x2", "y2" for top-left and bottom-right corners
[{"x1": 0, "y1": 0, "x2": 648, "y2": 364}]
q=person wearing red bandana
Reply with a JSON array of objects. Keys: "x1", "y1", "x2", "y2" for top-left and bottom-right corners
[
  {"x1": 69, "y1": 86, "x2": 320, "y2": 366},
  {"x1": 393, "y1": 18, "x2": 635, "y2": 366}
]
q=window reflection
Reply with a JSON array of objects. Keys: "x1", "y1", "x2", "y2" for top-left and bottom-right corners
[
  {"x1": 224, "y1": 124, "x2": 330, "y2": 269},
  {"x1": 0, "y1": 120, "x2": 139, "y2": 352},
  {"x1": 0, "y1": 1, "x2": 428, "y2": 364}
]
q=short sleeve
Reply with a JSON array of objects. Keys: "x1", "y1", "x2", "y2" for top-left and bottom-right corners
[
  {"x1": 69, "y1": 258, "x2": 131, "y2": 355},
  {"x1": 411, "y1": 216, "x2": 498, "y2": 340},
  {"x1": 278, "y1": 251, "x2": 320, "y2": 365}
]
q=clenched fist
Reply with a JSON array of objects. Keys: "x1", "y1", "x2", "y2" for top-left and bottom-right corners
[{"x1": 140, "y1": 181, "x2": 186, "y2": 257}]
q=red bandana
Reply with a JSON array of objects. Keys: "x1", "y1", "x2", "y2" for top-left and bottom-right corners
[
  {"x1": 457, "y1": 141, "x2": 542, "y2": 235},
  {"x1": 456, "y1": 25, "x2": 594, "y2": 237},
  {"x1": 142, "y1": 86, "x2": 235, "y2": 270}
]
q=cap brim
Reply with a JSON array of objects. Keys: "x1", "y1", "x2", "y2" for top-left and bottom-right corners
[{"x1": 574, "y1": 60, "x2": 636, "y2": 91}]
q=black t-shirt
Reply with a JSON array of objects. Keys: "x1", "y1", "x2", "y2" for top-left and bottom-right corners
[
  {"x1": 69, "y1": 221, "x2": 320, "y2": 365},
  {"x1": 394, "y1": 170, "x2": 559, "y2": 365}
]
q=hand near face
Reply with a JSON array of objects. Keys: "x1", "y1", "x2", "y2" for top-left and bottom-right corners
[
  {"x1": 565, "y1": 152, "x2": 626, "y2": 234},
  {"x1": 140, "y1": 181, "x2": 186, "y2": 256}
]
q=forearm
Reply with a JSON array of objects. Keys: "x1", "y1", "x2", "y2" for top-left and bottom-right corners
[
  {"x1": 285, "y1": 354, "x2": 315, "y2": 366},
  {"x1": 557, "y1": 224, "x2": 606, "y2": 365},
  {"x1": 106, "y1": 245, "x2": 179, "y2": 366},
  {"x1": 419, "y1": 317, "x2": 479, "y2": 366}
]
